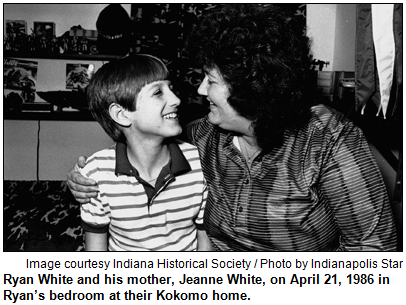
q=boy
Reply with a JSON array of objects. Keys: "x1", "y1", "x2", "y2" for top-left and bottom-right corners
[{"x1": 80, "y1": 54, "x2": 211, "y2": 251}]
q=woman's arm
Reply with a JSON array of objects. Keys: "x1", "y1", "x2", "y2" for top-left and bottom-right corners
[
  {"x1": 67, "y1": 156, "x2": 99, "y2": 203},
  {"x1": 85, "y1": 232, "x2": 108, "y2": 251},
  {"x1": 319, "y1": 123, "x2": 397, "y2": 251},
  {"x1": 197, "y1": 230, "x2": 213, "y2": 251}
]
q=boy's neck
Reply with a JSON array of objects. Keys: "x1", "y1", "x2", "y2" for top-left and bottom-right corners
[{"x1": 125, "y1": 138, "x2": 170, "y2": 182}]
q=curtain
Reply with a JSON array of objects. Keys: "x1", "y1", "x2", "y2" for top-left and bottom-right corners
[{"x1": 355, "y1": 4, "x2": 402, "y2": 119}]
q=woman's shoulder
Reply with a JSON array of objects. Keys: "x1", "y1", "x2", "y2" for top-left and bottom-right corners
[
  {"x1": 308, "y1": 104, "x2": 355, "y2": 134},
  {"x1": 185, "y1": 116, "x2": 216, "y2": 140}
]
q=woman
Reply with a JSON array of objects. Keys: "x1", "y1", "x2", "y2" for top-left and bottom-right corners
[{"x1": 68, "y1": 4, "x2": 397, "y2": 251}]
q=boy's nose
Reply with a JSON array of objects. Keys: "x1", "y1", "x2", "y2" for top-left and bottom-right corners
[{"x1": 169, "y1": 91, "x2": 181, "y2": 106}]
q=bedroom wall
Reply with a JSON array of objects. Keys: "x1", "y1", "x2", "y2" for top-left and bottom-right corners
[
  {"x1": 4, "y1": 4, "x2": 121, "y2": 180},
  {"x1": 3, "y1": 4, "x2": 131, "y2": 37},
  {"x1": 3, "y1": 4, "x2": 358, "y2": 180},
  {"x1": 307, "y1": 4, "x2": 356, "y2": 71}
]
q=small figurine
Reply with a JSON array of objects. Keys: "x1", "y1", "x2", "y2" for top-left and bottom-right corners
[
  {"x1": 39, "y1": 36, "x2": 47, "y2": 52},
  {"x1": 4, "y1": 34, "x2": 11, "y2": 51},
  {"x1": 51, "y1": 35, "x2": 59, "y2": 54},
  {"x1": 71, "y1": 36, "x2": 78, "y2": 53},
  {"x1": 29, "y1": 33, "x2": 36, "y2": 52},
  {"x1": 61, "y1": 36, "x2": 69, "y2": 53},
  {"x1": 80, "y1": 37, "x2": 88, "y2": 53}
]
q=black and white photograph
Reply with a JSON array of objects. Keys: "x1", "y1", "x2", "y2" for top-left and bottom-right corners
[{"x1": 2, "y1": 3, "x2": 404, "y2": 304}]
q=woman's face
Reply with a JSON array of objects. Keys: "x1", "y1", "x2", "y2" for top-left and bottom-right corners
[{"x1": 198, "y1": 67, "x2": 250, "y2": 133}]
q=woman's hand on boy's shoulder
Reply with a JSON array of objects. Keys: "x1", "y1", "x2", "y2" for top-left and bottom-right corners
[{"x1": 67, "y1": 156, "x2": 99, "y2": 204}]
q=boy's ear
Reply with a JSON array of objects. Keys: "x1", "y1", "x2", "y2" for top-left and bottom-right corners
[{"x1": 109, "y1": 103, "x2": 131, "y2": 127}]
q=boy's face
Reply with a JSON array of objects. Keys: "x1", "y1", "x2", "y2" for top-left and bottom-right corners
[{"x1": 127, "y1": 80, "x2": 182, "y2": 140}]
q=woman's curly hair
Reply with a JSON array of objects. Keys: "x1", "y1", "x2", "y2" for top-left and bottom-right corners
[{"x1": 186, "y1": 4, "x2": 317, "y2": 151}]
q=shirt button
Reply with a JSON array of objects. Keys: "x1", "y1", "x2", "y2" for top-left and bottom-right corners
[
  {"x1": 239, "y1": 206, "x2": 243, "y2": 212},
  {"x1": 244, "y1": 178, "x2": 249, "y2": 184}
]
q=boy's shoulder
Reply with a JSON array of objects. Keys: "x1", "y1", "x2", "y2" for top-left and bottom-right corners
[
  {"x1": 175, "y1": 138, "x2": 197, "y2": 149},
  {"x1": 174, "y1": 139, "x2": 199, "y2": 157},
  {"x1": 86, "y1": 144, "x2": 117, "y2": 162},
  {"x1": 81, "y1": 144, "x2": 117, "y2": 177},
  {"x1": 173, "y1": 139, "x2": 203, "y2": 172}
]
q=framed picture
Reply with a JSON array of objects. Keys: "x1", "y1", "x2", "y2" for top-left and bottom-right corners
[
  {"x1": 33, "y1": 22, "x2": 55, "y2": 38},
  {"x1": 5, "y1": 20, "x2": 27, "y2": 35},
  {"x1": 4, "y1": 58, "x2": 37, "y2": 91},
  {"x1": 4, "y1": 58, "x2": 38, "y2": 104},
  {"x1": 66, "y1": 63, "x2": 95, "y2": 89}
]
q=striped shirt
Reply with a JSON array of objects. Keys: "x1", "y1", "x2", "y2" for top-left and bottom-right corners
[
  {"x1": 186, "y1": 104, "x2": 397, "y2": 251},
  {"x1": 80, "y1": 140, "x2": 207, "y2": 251}
]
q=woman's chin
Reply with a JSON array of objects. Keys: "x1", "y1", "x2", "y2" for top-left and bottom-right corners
[{"x1": 207, "y1": 111, "x2": 221, "y2": 125}]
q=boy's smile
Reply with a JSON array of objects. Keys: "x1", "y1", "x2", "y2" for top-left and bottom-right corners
[{"x1": 163, "y1": 112, "x2": 178, "y2": 119}]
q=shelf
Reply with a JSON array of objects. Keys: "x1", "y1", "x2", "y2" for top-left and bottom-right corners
[
  {"x1": 4, "y1": 51, "x2": 120, "y2": 61},
  {"x1": 4, "y1": 110, "x2": 95, "y2": 121}
]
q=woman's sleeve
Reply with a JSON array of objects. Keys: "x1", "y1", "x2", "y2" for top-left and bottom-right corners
[
  {"x1": 318, "y1": 122, "x2": 397, "y2": 251},
  {"x1": 194, "y1": 179, "x2": 208, "y2": 231}
]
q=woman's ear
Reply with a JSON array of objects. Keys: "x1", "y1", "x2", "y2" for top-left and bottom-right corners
[{"x1": 109, "y1": 103, "x2": 131, "y2": 127}]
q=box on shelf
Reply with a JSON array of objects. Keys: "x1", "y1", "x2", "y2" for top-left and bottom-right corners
[
  {"x1": 69, "y1": 28, "x2": 98, "y2": 54},
  {"x1": 69, "y1": 29, "x2": 98, "y2": 38}
]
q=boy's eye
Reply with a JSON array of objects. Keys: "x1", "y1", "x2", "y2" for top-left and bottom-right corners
[{"x1": 153, "y1": 89, "x2": 163, "y2": 96}]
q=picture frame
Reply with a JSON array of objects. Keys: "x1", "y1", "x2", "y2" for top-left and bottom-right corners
[
  {"x1": 4, "y1": 58, "x2": 38, "y2": 91},
  {"x1": 66, "y1": 63, "x2": 95, "y2": 90},
  {"x1": 33, "y1": 21, "x2": 55, "y2": 38},
  {"x1": 5, "y1": 20, "x2": 27, "y2": 35}
]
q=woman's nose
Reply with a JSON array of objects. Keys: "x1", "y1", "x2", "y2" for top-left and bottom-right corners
[{"x1": 197, "y1": 76, "x2": 208, "y2": 96}]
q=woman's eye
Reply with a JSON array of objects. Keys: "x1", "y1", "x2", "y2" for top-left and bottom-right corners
[{"x1": 153, "y1": 90, "x2": 163, "y2": 96}]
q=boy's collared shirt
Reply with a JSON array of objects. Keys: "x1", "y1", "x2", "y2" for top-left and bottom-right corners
[
  {"x1": 115, "y1": 141, "x2": 191, "y2": 205},
  {"x1": 80, "y1": 139, "x2": 207, "y2": 251}
]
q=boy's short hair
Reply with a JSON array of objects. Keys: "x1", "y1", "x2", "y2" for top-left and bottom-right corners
[{"x1": 87, "y1": 54, "x2": 169, "y2": 142}]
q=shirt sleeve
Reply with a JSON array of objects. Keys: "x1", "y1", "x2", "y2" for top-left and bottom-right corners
[
  {"x1": 318, "y1": 121, "x2": 397, "y2": 251},
  {"x1": 79, "y1": 161, "x2": 110, "y2": 234},
  {"x1": 185, "y1": 117, "x2": 206, "y2": 146},
  {"x1": 194, "y1": 179, "x2": 208, "y2": 231}
]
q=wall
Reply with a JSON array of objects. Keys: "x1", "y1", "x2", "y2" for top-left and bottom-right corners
[
  {"x1": 4, "y1": 4, "x2": 131, "y2": 37},
  {"x1": 3, "y1": 4, "x2": 357, "y2": 180},
  {"x1": 4, "y1": 4, "x2": 131, "y2": 95},
  {"x1": 4, "y1": 120, "x2": 114, "y2": 180},
  {"x1": 307, "y1": 4, "x2": 356, "y2": 71},
  {"x1": 4, "y1": 4, "x2": 122, "y2": 180}
]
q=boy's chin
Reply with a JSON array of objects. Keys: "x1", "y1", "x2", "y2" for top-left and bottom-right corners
[{"x1": 168, "y1": 126, "x2": 182, "y2": 137}]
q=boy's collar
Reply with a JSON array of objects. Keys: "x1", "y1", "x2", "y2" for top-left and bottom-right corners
[{"x1": 115, "y1": 140, "x2": 191, "y2": 177}]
